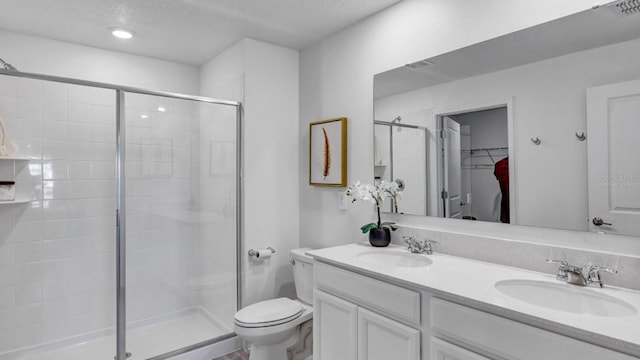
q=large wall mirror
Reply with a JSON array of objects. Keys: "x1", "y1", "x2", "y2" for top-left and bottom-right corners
[{"x1": 373, "y1": 4, "x2": 640, "y2": 237}]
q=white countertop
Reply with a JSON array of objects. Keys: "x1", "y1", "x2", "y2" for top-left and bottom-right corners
[{"x1": 308, "y1": 243, "x2": 640, "y2": 356}]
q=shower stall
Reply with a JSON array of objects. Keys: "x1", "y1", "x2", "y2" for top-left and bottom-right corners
[
  {"x1": 374, "y1": 120, "x2": 428, "y2": 215},
  {"x1": 0, "y1": 69, "x2": 242, "y2": 360}
]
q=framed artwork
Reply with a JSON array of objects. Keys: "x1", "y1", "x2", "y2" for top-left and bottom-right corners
[{"x1": 309, "y1": 117, "x2": 347, "y2": 187}]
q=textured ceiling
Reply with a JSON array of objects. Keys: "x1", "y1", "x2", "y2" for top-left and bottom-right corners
[{"x1": 0, "y1": 0, "x2": 402, "y2": 65}]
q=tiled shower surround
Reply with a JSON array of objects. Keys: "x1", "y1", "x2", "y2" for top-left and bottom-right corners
[{"x1": 0, "y1": 75, "x2": 237, "y2": 358}]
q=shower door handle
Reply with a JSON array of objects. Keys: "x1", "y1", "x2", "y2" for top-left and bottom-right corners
[{"x1": 592, "y1": 217, "x2": 612, "y2": 226}]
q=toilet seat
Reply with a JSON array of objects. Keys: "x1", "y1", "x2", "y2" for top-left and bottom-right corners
[{"x1": 234, "y1": 298, "x2": 303, "y2": 328}]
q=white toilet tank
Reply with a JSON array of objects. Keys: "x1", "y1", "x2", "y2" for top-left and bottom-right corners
[{"x1": 291, "y1": 248, "x2": 314, "y2": 305}]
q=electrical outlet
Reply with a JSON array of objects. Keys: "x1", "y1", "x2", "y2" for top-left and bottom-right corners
[{"x1": 338, "y1": 191, "x2": 347, "y2": 210}]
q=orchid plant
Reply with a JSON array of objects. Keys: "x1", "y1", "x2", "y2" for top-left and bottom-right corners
[{"x1": 345, "y1": 180, "x2": 402, "y2": 233}]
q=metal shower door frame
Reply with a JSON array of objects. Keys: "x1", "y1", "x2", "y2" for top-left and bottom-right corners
[{"x1": 0, "y1": 69, "x2": 244, "y2": 360}]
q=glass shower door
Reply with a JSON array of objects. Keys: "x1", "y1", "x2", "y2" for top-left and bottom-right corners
[{"x1": 122, "y1": 92, "x2": 238, "y2": 359}]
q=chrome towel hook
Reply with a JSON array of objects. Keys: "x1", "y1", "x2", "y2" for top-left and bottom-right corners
[
  {"x1": 530, "y1": 137, "x2": 541, "y2": 145},
  {"x1": 575, "y1": 132, "x2": 586, "y2": 141}
]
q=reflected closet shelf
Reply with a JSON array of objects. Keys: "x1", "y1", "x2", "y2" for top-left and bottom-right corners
[
  {"x1": 0, "y1": 199, "x2": 31, "y2": 205},
  {"x1": 0, "y1": 157, "x2": 33, "y2": 161}
]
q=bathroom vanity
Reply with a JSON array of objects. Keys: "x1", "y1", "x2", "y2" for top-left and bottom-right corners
[{"x1": 309, "y1": 244, "x2": 640, "y2": 360}]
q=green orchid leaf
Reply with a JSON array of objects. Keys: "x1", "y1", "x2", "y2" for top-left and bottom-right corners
[{"x1": 360, "y1": 223, "x2": 378, "y2": 233}]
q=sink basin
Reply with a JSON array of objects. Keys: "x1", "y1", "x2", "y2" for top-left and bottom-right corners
[
  {"x1": 495, "y1": 279, "x2": 637, "y2": 317},
  {"x1": 357, "y1": 251, "x2": 432, "y2": 268}
]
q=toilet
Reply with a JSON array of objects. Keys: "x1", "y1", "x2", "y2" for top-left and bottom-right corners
[{"x1": 234, "y1": 248, "x2": 314, "y2": 360}]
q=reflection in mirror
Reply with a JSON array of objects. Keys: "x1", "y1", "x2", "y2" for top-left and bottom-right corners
[
  {"x1": 440, "y1": 107, "x2": 509, "y2": 223},
  {"x1": 373, "y1": 5, "x2": 640, "y2": 237},
  {"x1": 374, "y1": 113, "x2": 428, "y2": 215}
]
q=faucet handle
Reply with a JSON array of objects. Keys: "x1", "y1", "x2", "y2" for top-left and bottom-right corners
[
  {"x1": 590, "y1": 265, "x2": 618, "y2": 275},
  {"x1": 586, "y1": 264, "x2": 617, "y2": 288},
  {"x1": 402, "y1": 235, "x2": 415, "y2": 244},
  {"x1": 420, "y1": 238, "x2": 437, "y2": 255},
  {"x1": 546, "y1": 259, "x2": 570, "y2": 281},
  {"x1": 546, "y1": 259, "x2": 568, "y2": 266},
  {"x1": 403, "y1": 236, "x2": 419, "y2": 253}
]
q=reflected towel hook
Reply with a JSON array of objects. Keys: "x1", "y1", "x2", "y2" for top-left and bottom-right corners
[
  {"x1": 530, "y1": 137, "x2": 541, "y2": 145},
  {"x1": 575, "y1": 132, "x2": 586, "y2": 141}
]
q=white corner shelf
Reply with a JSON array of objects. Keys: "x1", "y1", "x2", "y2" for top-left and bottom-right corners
[{"x1": 0, "y1": 158, "x2": 32, "y2": 204}]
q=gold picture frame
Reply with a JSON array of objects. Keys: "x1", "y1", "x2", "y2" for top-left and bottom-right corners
[{"x1": 309, "y1": 117, "x2": 347, "y2": 187}]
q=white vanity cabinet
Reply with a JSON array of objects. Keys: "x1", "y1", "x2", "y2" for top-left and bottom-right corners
[
  {"x1": 310, "y1": 245, "x2": 640, "y2": 360},
  {"x1": 313, "y1": 262, "x2": 422, "y2": 360},
  {"x1": 431, "y1": 298, "x2": 638, "y2": 360}
]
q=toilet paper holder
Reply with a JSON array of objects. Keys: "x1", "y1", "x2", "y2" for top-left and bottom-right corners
[{"x1": 248, "y1": 247, "x2": 276, "y2": 258}]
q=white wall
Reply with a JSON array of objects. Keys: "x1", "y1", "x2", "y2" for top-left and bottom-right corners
[
  {"x1": 298, "y1": 0, "x2": 617, "y2": 251},
  {"x1": 200, "y1": 39, "x2": 300, "y2": 308},
  {"x1": 198, "y1": 41, "x2": 245, "y2": 326},
  {"x1": 0, "y1": 30, "x2": 200, "y2": 94}
]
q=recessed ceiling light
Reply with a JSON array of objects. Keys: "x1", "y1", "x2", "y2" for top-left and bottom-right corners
[
  {"x1": 141, "y1": 114, "x2": 149, "y2": 119},
  {"x1": 110, "y1": 28, "x2": 135, "y2": 39},
  {"x1": 157, "y1": 107, "x2": 166, "y2": 112}
]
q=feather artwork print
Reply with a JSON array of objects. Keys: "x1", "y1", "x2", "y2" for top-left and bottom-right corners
[{"x1": 322, "y1": 127, "x2": 331, "y2": 179}]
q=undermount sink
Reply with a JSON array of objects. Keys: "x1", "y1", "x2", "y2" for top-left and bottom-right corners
[
  {"x1": 357, "y1": 251, "x2": 433, "y2": 268},
  {"x1": 495, "y1": 279, "x2": 637, "y2": 317}
]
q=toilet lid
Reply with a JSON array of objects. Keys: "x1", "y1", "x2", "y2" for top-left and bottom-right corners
[{"x1": 234, "y1": 298, "x2": 303, "y2": 328}]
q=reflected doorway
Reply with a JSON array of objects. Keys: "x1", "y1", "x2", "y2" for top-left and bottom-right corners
[{"x1": 437, "y1": 106, "x2": 510, "y2": 223}]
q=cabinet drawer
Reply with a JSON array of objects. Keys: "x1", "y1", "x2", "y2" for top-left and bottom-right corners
[
  {"x1": 431, "y1": 338, "x2": 491, "y2": 360},
  {"x1": 431, "y1": 298, "x2": 637, "y2": 360},
  {"x1": 314, "y1": 262, "x2": 421, "y2": 325}
]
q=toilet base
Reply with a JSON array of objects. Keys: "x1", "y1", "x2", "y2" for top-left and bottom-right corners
[
  {"x1": 248, "y1": 327, "x2": 300, "y2": 360},
  {"x1": 287, "y1": 320, "x2": 312, "y2": 360},
  {"x1": 248, "y1": 342, "x2": 288, "y2": 360}
]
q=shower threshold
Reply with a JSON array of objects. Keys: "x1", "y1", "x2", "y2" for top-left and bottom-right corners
[{"x1": 1, "y1": 307, "x2": 233, "y2": 360}]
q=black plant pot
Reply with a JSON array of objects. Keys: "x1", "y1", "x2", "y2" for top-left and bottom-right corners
[{"x1": 369, "y1": 228, "x2": 391, "y2": 247}]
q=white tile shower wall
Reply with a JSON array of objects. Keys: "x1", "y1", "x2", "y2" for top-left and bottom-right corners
[{"x1": 0, "y1": 76, "x2": 117, "y2": 351}]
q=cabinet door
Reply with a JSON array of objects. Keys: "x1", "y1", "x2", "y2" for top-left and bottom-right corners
[
  {"x1": 431, "y1": 338, "x2": 491, "y2": 360},
  {"x1": 314, "y1": 290, "x2": 358, "y2": 360},
  {"x1": 357, "y1": 307, "x2": 420, "y2": 360}
]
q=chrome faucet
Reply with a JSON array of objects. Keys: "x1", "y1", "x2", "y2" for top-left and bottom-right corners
[
  {"x1": 546, "y1": 259, "x2": 617, "y2": 288},
  {"x1": 402, "y1": 236, "x2": 437, "y2": 255}
]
